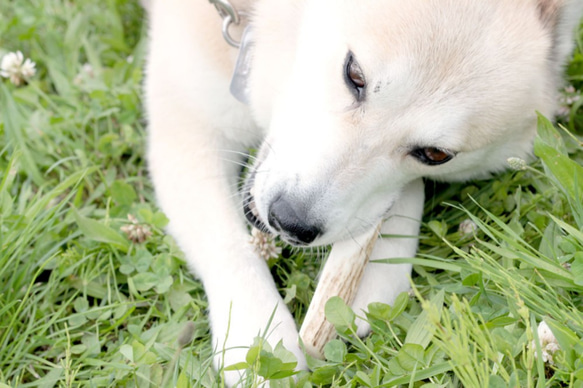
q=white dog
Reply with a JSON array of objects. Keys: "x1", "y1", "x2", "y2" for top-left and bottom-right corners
[{"x1": 145, "y1": 0, "x2": 582, "y2": 384}]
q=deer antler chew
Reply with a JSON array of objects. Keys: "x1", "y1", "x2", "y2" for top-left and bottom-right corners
[{"x1": 299, "y1": 223, "x2": 382, "y2": 359}]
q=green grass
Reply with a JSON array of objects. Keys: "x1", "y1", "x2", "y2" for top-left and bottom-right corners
[{"x1": 1, "y1": 1, "x2": 582, "y2": 387}]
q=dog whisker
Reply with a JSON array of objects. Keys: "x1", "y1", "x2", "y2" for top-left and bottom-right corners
[{"x1": 217, "y1": 148, "x2": 259, "y2": 162}]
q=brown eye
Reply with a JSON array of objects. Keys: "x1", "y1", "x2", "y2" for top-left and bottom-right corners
[
  {"x1": 424, "y1": 148, "x2": 450, "y2": 162},
  {"x1": 411, "y1": 147, "x2": 454, "y2": 165},
  {"x1": 348, "y1": 59, "x2": 365, "y2": 88},
  {"x1": 344, "y1": 52, "x2": 366, "y2": 101}
]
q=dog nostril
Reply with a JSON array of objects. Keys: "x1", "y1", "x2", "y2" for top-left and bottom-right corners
[
  {"x1": 267, "y1": 207, "x2": 282, "y2": 233},
  {"x1": 268, "y1": 196, "x2": 321, "y2": 245}
]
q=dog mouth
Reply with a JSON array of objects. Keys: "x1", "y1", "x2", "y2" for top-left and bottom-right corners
[
  {"x1": 242, "y1": 187, "x2": 318, "y2": 247},
  {"x1": 243, "y1": 187, "x2": 270, "y2": 233}
]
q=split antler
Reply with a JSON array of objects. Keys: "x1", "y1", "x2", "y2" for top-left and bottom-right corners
[{"x1": 299, "y1": 223, "x2": 381, "y2": 359}]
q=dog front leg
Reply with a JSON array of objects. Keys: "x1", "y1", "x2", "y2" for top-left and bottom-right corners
[
  {"x1": 351, "y1": 178, "x2": 424, "y2": 336},
  {"x1": 148, "y1": 121, "x2": 305, "y2": 385}
]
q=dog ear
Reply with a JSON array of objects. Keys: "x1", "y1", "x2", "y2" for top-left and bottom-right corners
[{"x1": 537, "y1": 0, "x2": 583, "y2": 69}]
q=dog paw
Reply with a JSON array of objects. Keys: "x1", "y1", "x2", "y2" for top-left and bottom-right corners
[
  {"x1": 350, "y1": 261, "x2": 413, "y2": 338},
  {"x1": 350, "y1": 296, "x2": 373, "y2": 338},
  {"x1": 208, "y1": 281, "x2": 306, "y2": 386}
]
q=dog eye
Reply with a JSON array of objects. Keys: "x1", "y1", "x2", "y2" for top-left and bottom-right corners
[
  {"x1": 411, "y1": 147, "x2": 454, "y2": 165},
  {"x1": 344, "y1": 52, "x2": 366, "y2": 101}
]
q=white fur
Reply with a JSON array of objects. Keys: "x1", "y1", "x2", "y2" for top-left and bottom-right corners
[{"x1": 145, "y1": 0, "x2": 582, "y2": 385}]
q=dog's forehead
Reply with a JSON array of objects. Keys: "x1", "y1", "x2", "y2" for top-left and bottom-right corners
[
  {"x1": 335, "y1": 1, "x2": 546, "y2": 63},
  {"x1": 293, "y1": 0, "x2": 549, "y2": 98}
]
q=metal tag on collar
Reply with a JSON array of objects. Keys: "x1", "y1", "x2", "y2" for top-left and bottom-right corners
[{"x1": 230, "y1": 26, "x2": 254, "y2": 104}]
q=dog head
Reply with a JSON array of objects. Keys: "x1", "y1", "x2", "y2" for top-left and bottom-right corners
[{"x1": 243, "y1": 0, "x2": 582, "y2": 246}]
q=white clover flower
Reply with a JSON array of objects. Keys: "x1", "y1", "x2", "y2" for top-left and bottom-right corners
[
  {"x1": 458, "y1": 219, "x2": 478, "y2": 235},
  {"x1": 556, "y1": 106, "x2": 571, "y2": 118},
  {"x1": 73, "y1": 63, "x2": 95, "y2": 85},
  {"x1": 121, "y1": 214, "x2": 152, "y2": 243},
  {"x1": 537, "y1": 321, "x2": 555, "y2": 343},
  {"x1": 0, "y1": 51, "x2": 36, "y2": 86},
  {"x1": 250, "y1": 228, "x2": 282, "y2": 260},
  {"x1": 529, "y1": 321, "x2": 561, "y2": 365},
  {"x1": 507, "y1": 157, "x2": 527, "y2": 171},
  {"x1": 81, "y1": 63, "x2": 94, "y2": 77},
  {"x1": 557, "y1": 85, "x2": 581, "y2": 121}
]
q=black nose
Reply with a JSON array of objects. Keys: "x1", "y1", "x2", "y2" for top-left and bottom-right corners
[{"x1": 268, "y1": 196, "x2": 321, "y2": 245}]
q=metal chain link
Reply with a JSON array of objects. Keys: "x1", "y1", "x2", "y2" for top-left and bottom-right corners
[{"x1": 208, "y1": 0, "x2": 242, "y2": 47}]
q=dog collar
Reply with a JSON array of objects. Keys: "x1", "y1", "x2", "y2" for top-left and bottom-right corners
[{"x1": 208, "y1": 0, "x2": 253, "y2": 103}]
